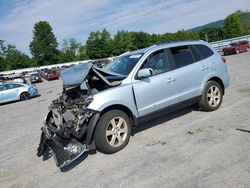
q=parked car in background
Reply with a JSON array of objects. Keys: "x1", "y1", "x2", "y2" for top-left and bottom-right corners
[
  {"x1": 222, "y1": 42, "x2": 248, "y2": 55},
  {"x1": 46, "y1": 70, "x2": 60, "y2": 80},
  {"x1": 238, "y1": 40, "x2": 250, "y2": 49},
  {"x1": 37, "y1": 40, "x2": 230, "y2": 168},
  {"x1": 12, "y1": 77, "x2": 25, "y2": 83},
  {"x1": 29, "y1": 73, "x2": 43, "y2": 83},
  {"x1": 0, "y1": 83, "x2": 38, "y2": 104}
]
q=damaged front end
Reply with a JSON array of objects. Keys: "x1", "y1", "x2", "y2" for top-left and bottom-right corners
[{"x1": 36, "y1": 62, "x2": 123, "y2": 168}]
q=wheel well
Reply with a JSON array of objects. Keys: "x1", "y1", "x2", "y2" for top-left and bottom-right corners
[
  {"x1": 20, "y1": 92, "x2": 29, "y2": 98},
  {"x1": 100, "y1": 105, "x2": 136, "y2": 127},
  {"x1": 208, "y1": 77, "x2": 225, "y2": 94}
]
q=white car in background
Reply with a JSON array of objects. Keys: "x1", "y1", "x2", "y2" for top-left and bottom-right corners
[{"x1": 0, "y1": 82, "x2": 38, "y2": 104}]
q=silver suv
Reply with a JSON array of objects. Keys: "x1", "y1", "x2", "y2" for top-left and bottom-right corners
[{"x1": 37, "y1": 41, "x2": 229, "y2": 168}]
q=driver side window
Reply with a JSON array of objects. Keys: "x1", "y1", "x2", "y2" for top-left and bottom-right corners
[{"x1": 141, "y1": 49, "x2": 170, "y2": 76}]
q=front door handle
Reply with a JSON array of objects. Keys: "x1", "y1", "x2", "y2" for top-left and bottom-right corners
[
  {"x1": 201, "y1": 66, "x2": 209, "y2": 71},
  {"x1": 166, "y1": 77, "x2": 176, "y2": 83}
]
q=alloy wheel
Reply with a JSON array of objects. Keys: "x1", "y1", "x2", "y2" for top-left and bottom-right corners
[
  {"x1": 207, "y1": 86, "x2": 221, "y2": 107},
  {"x1": 105, "y1": 117, "x2": 128, "y2": 147}
]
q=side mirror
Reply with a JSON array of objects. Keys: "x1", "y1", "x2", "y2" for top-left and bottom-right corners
[{"x1": 137, "y1": 68, "x2": 153, "y2": 79}]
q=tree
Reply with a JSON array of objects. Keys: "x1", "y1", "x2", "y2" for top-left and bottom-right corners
[
  {"x1": 59, "y1": 38, "x2": 81, "y2": 62},
  {"x1": 160, "y1": 33, "x2": 176, "y2": 43},
  {"x1": 224, "y1": 12, "x2": 245, "y2": 38},
  {"x1": 174, "y1": 30, "x2": 188, "y2": 40},
  {"x1": 30, "y1": 21, "x2": 59, "y2": 66},
  {"x1": 0, "y1": 40, "x2": 31, "y2": 71},
  {"x1": 78, "y1": 45, "x2": 89, "y2": 60},
  {"x1": 186, "y1": 32, "x2": 200, "y2": 40},
  {"x1": 130, "y1": 31, "x2": 151, "y2": 49},
  {"x1": 0, "y1": 56, "x2": 5, "y2": 71},
  {"x1": 86, "y1": 29, "x2": 113, "y2": 59},
  {"x1": 199, "y1": 28, "x2": 224, "y2": 42},
  {"x1": 112, "y1": 30, "x2": 133, "y2": 55},
  {"x1": 4, "y1": 48, "x2": 30, "y2": 70}
]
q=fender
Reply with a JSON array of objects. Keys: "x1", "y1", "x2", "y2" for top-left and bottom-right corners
[{"x1": 86, "y1": 112, "x2": 100, "y2": 149}]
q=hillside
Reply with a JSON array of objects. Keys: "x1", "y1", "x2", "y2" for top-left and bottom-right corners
[
  {"x1": 187, "y1": 11, "x2": 250, "y2": 32},
  {"x1": 187, "y1": 20, "x2": 224, "y2": 32}
]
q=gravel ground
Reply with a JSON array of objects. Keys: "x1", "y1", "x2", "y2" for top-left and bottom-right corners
[{"x1": 0, "y1": 52, "x2": 250, "y2": 188}]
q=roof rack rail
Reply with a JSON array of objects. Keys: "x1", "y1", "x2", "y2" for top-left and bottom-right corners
[{"x1": 119, "y1": 51, "x2": 130, "y2": 56}]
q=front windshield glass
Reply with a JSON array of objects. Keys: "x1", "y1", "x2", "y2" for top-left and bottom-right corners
[{"x1": 105, "y1": 54, "x2": 143, "y2": 76}]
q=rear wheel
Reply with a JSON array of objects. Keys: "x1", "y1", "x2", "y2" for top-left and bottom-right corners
[
  {"x1": 199, "y1": 81, "x2": 223, "y2": 111},
  {"x1": 20, "y1": 92, "x2": 30, "y2": 101},
  {"x1": 94, "y1": 110, "x2": 131, "y2": 154}
]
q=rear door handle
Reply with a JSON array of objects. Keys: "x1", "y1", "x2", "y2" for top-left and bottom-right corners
[
  {"x1": 166, "y1": 77, "x2": 176, "y2": 83},
  {"x1": 201, "y1": 66, "x2": 209, "y2": 71}
]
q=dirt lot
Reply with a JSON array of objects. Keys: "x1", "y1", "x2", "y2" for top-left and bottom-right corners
[{"x1": 0, "y1": 52, "x2": 250, "y2": 188}]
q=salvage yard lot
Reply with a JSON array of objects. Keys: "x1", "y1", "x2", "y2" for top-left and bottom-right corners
[{"x1": 1, "y1": 52, "x2": 250, "y2": 188}]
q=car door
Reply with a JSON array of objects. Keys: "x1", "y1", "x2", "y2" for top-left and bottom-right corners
[
  {"x1": 167, "y1": 45, "x2": 210, "y2": 102},
  {"x1": 0, "y1": 85, "x2": 8, "y2": 103},
  {"x1": 132, "y1": 49, "x2": 180, "y2": 117},
  {"x1": 3, "y1": 84, "x2": 21, "y2": 102}
]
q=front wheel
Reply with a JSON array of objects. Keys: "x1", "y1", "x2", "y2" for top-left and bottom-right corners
[
  {"x1": 199, "y1": 81, "x2": 223, "y2": 111},
  {"x1": 94, "y1": 110, "x2": 131, "y2": 154},
  {"x1": 20, "y1": 92, "x2": 30, "y2": 101}
]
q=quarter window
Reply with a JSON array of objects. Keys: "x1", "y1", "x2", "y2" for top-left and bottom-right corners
[
  {"x1": 189, "y1": 45, "x2": 202, "y2": 62},
  {"x1": 170, "y1": 45, "x2": 194, "y2": 69},
  {"x1": 141, "y1": 50, "x2": 170, "y2": 76},
  {"x1": 194, "y1": 44, "x2": 214, "y2": 59}
]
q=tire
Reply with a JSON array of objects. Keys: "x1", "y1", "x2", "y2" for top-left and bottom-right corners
[
  {"x1": 236, "y1": 49, "x2": 240, "y2": 54},
  {"x1": 20, "y1": 92, "x2": 30, "y2": 101},
  {"x1": 199, "y1": 81, "x2": 223, "y2": 111},
  {"x1": 94, "y1": 110, "x2": 131, "y2": 154}
]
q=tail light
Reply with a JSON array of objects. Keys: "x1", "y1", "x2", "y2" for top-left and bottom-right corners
[{"x1": 221, "y1": 57, "x2": 226, "y2": 63}]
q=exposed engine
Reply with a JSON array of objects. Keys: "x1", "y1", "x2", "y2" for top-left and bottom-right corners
[{"x1": 47, "y1": 86, "x2": 93, "y2": 141}]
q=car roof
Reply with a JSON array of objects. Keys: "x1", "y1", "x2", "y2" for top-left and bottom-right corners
[
  {"x1": 0, "y1": 82, "x2": 27, "y2": 86},
  {"x1": 120, "y1": 40, "x2": 208, "y2": 56}
]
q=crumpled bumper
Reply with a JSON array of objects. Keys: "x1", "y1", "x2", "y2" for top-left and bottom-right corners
[{"x1": 37, "y1": 125, "x2": 88, "y2": 168}]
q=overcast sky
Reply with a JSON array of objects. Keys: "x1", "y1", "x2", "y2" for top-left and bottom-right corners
[{"x1": 0, "y1": 0, "x2": 250, "y2": 54}]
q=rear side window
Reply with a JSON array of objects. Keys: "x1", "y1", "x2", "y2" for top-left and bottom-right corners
[
  {"x1": 194, "y1": 44, "x2": 214, "y2": 59},
  {"x1": 170, "y1": 45, "x2": 194, "y2": 69},
  {"x1": 6, "y1": 84, "x2": 22, "y2": 89}
]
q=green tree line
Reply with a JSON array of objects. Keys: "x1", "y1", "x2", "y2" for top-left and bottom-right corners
[{"x1": 0, "y1": 10, "x2": 249, "y2": 71}]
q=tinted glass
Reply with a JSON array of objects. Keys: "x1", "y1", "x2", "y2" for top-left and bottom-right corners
[
  {"x1": 194, "y1": 44, "x2": 214, "y2": 59},
  {"x1": 189, "y1": 45, "x2": 202, "y2": 62},
  {"x1": 6, "y1": 84, "x2": 22, "y2": 89},
  {"x1": 141, "y1": 50, "x2": 170, "y2": 76},
  {"x1": 170, "y1": 45, "x2": 194, "y2": 69}
]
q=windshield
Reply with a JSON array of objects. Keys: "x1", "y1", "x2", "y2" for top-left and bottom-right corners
[{"x1": 104, "y1": 54, "x2": 143, "y2": 76}]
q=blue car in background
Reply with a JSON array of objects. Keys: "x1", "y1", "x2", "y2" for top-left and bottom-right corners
[{"x1": 0, "y1": 82, "x2": 38, "y2": 104}]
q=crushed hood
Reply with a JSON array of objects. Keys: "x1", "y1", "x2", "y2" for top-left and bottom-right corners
[
  {"x1": 60, "y1": 63, "x2": 93, "y2": 86},
  {"x1": 60, "y1": 62, "x2": 125, "y2": 87}
]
